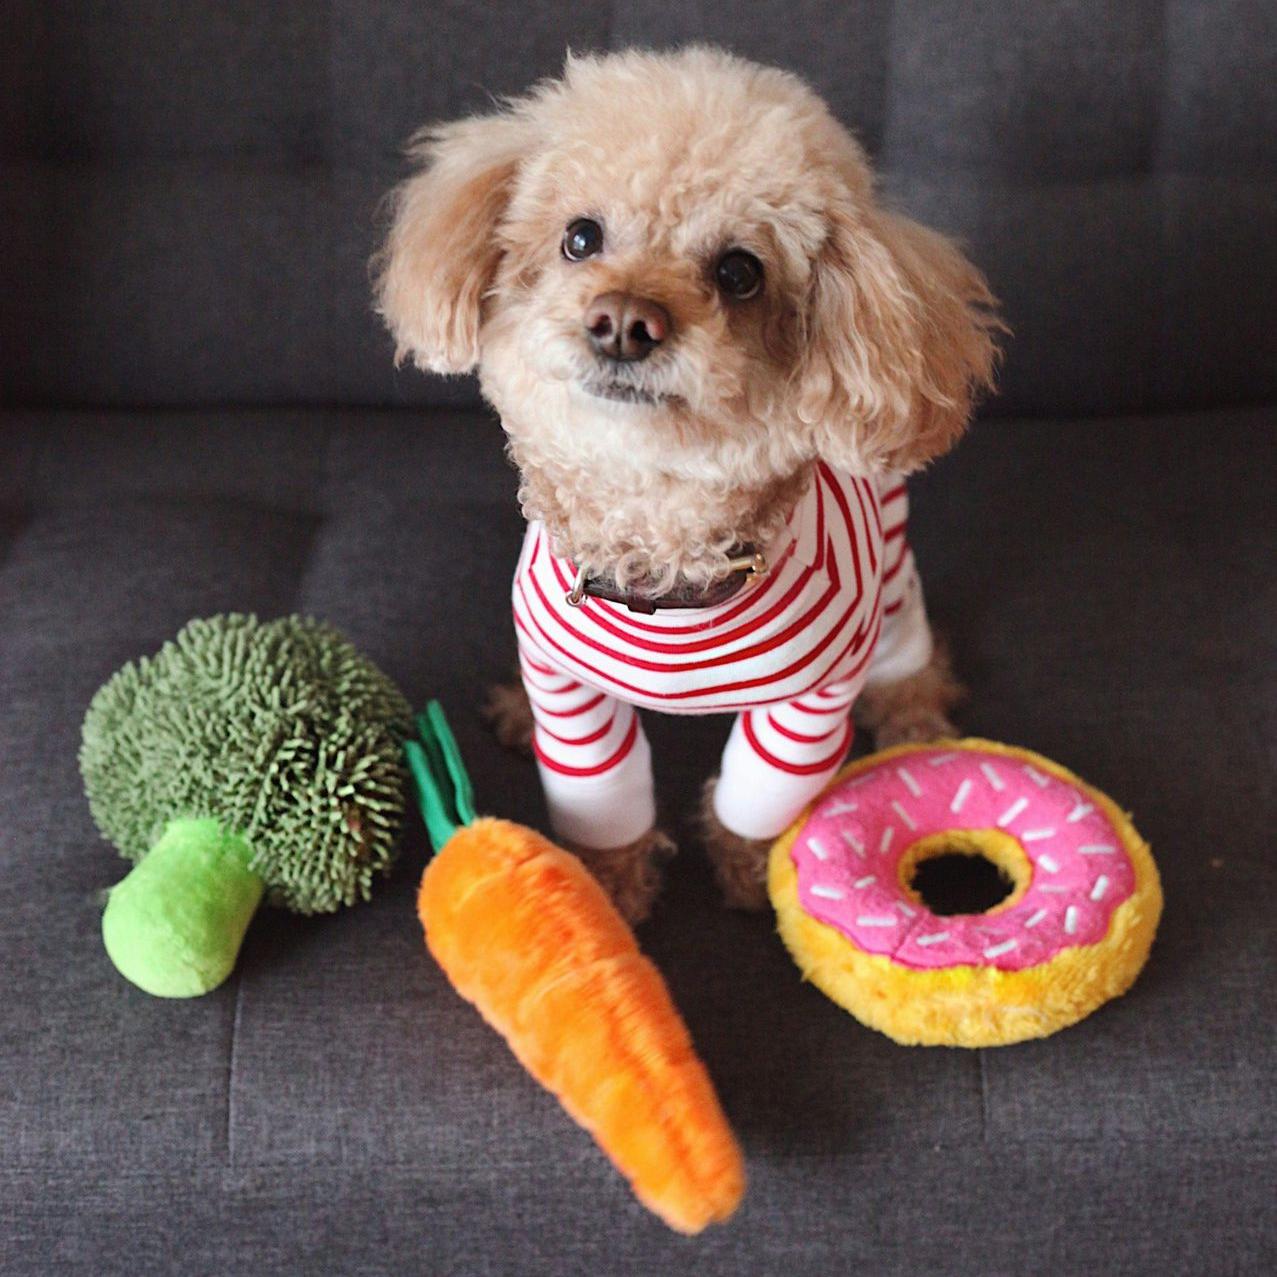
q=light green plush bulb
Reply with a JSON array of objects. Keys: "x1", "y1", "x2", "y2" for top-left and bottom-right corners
[{"x1": 102, "y1": 818, "x2": 265, "y2": 997}]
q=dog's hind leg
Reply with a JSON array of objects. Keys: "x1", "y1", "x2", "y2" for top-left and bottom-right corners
[
  {"x1": 482, "y1": 676, "x2": 534, "y2": 754},
  {"x1": 855, "y1": 638, "x2": 963, "y2": 747}
]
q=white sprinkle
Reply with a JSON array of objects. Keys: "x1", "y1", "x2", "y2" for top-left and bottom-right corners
[
  {"x1": 927, "y1": 753, "x2": 958, "y2": 767},
  {"x1": 896, "y1": 901, "x2": 917, "y2": 918},
  {"x1": 1037, "y1": 853, "x2": 1060, "y2": 873},
  {"x1": 950, "y1": 778, "x2": 973, "y2": 814},
  {"x1": 1023, "y1": 765, "x2": 1050, "y2": 788},
  {"x1": 845, "y1": 773, "x2": 877, "y2": 788},
  {"x1": 823, "y1": 800, "x2": 859, "y2": 817},
  {"x1": 1090, "y1": 875, "x2": 1110, "y2": 902},
  {"x1": 854, "y1": 874, "x2": 877, "y2": 889},
  {"x1": 998, "y1": 796, "x2": 1029, "y2": 828},
  {"x1": 1038, "y1": 885, "x2": 1070, "y2": 893},
  {"x1": 879, "y1": 826, "x2": 895, "y2": 855},
  {"x1": 891, "y1": 800, "x2": 917, "y2": 831},
  {"x1": 1065, "y1": 906, "x2": 1080, "y2": 934},
  {"x1": 1066, "y1": 801, "x2": 1094, "y2": 823},
  {"x1": 856, "y1": 915, "x2": 898, "y2": 927},
  {"x1": 810, "y1": 884, "x2": 845, "y2": 900},
  {"x1": 984, "y1": 939, "x2": 1018, "y2": 959},
  {"x1": 915, "y1": 931, "x2": 950, "y2": 946},
  {"x1": 1021, "y1": 828, "x2": 1056, "y2": 842},
  {"x1": 1078, "y1": 844, "x2": 1116, "y2": 855},
  {"x1": 981, "y1": 762, "x2": 1006, "y2": 792},
  {"x1": 897, "y1": 767, "x2": 922, "y2": 797},
  {"x1": 840, "y1": 829, "x2": 866, "y2": 858},
  {"x1": 807, "y1": 836, "x2": 830, "y2": 861},
  {"x1": 1025, "y1": 908, "x2": 1049, "y2": 928}
]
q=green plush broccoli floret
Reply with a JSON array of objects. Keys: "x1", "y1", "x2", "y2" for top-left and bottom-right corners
[{"x1": 81, "y1": 614, "x2": 412, "y2": 995}]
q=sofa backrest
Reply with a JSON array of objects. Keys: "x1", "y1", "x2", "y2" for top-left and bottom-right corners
[{"x1": 3, "y1": 1, "x2": 1274, "y2": 416}]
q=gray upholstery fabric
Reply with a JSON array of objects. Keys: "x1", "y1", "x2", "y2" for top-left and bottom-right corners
[
  {"x1": 1, "y1": 409, "x2": 1274, "y2": 1275},
  {"x1": 3, "y1": 2, "x2": 1276, "y2": 414},
  {"x1": 3, "y1": 3, "x2": 1276, "y2": 1272}
]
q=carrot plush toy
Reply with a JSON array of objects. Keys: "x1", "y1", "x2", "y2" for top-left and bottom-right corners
[{"x1": 406, "y1": 702, "x2": 746, "y2": 1234}]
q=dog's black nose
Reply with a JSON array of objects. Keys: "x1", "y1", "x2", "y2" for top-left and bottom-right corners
[{"x1": 585, "y1": 292, "x2": 671, "y2": 362}]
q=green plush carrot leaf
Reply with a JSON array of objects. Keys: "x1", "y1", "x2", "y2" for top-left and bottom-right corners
[
  {"x1": 421, "y1": 701, "x2": 477, "y2": 826},
  {"x1": 405, "y1": 701, "x2": 476, "y2": 854},
  {"x1": 81, "y1": 614, "x2": 412, "y2": 996}
]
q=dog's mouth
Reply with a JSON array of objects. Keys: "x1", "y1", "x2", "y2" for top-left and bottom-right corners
[{"x1": 580, "y1": 378, "x2": 670, "y2": 406}]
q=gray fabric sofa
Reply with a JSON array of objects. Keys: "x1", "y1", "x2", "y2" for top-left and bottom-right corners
[{"x1": 3, "y1": 4, "x2": 1274, "y2": 1274}]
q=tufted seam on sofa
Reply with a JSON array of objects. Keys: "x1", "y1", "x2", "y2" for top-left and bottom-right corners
[
  {"x1": 225, "y1": 978, "x2": 245, "y2": 1170},
  {"x1": 221, "y1": 415, "x2": 341, "y2": 1169}
]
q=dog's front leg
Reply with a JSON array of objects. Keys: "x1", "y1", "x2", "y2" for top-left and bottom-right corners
[
  {"x1": 516, "y1": 644, "x2": 674, "y2": 923},
  {"x1": 703, "y1": 685, "x2": 857, "y2": 910}
]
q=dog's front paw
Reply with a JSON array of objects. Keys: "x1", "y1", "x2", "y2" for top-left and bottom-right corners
[
  {"x1": 699, "y1": 779, "x2": 771, "y2": 912},
  {"x1": 569, "y1": 829, "x2": 677, "y2": 926}
]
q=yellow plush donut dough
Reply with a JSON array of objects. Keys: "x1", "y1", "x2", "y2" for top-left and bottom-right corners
[{"x1": 768, "y1": 739, "x2": 1162, "y2": 1047}]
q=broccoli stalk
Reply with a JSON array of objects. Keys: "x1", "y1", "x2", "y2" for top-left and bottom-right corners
[
  {"x1": 81, "y1": 615, "x2": 412, "y2": 997},
  {"x1": 102, "y1": 819, "x2": 264, "y2": 997}
]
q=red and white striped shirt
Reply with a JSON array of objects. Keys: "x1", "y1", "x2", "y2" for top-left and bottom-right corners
[{"x1": 511, "y1": 466, "x2": 933, "y2": 847}]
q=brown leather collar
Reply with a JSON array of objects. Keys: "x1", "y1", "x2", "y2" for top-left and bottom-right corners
[{"x1": 566, "y1": 548, "x2": 768, "y2": 615}]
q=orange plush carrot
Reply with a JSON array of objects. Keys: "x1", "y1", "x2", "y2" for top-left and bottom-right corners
[{"x1": 406, "y1": 703, "x2": 745, "y2": 1234}]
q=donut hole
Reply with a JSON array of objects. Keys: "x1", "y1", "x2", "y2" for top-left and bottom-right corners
[
  {"x1": 899, "y1": 830, "x2": 1033, "y2": 917},
  {"x1": 909, "y1": 853, "x2": 1014, "y2": 916}
]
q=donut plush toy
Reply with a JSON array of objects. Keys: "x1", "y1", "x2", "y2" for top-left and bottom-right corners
[{"x1": 768, "y1": 740, "x2": 1162, "y2": 1047}]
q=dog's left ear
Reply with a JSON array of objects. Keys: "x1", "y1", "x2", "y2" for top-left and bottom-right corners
[
  {"x1": 795, "y1": 199, "x2": 1002, "y2": 474},
  {"x1": 375, "y1": 111, "x2": 531, "y2": 375}
]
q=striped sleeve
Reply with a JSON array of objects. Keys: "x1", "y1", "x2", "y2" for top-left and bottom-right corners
[
  {"x1": 878, "y1": 479, "x2": 914, "y2": 619},
  {"x1": 517, "y1": 636, "x2": 657, "y2": 850},
  {"x1": 863, "y1": 476, "x2": 935, "y2": 688},
  {"x1": 712, "y1": 681, "x2": 856, "y2": 840}
]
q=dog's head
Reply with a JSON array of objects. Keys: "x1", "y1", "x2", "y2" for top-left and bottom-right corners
[{"x1": 376, "y1": 48, "x2": 1000, "y2": 579}]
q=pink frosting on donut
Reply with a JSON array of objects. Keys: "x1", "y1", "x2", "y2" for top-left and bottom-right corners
[{"x1": 791, "y1": 749, "x2": 1135, "y2": 971}]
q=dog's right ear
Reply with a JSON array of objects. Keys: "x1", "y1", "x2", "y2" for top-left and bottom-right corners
[{"x1": 375, "y1": 112, "x2": 529, "y2": 374}]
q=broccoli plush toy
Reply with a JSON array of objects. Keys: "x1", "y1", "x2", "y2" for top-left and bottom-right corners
[{"x1": 81, "y1": 614, "x2": 412, "y2": 997}]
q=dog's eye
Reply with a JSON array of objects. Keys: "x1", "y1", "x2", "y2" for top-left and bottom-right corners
[
  {"x1": 562, "y1": 218, "x2": 604, "y2": 262},
  {"x1": 715, "y1": 249, "x2": 764, "y2": 300}
]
